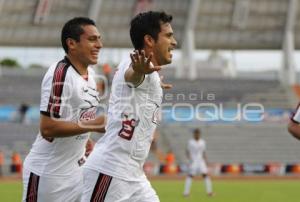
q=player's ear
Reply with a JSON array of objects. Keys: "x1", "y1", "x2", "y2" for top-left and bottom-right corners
[
  {"x1": 66, "y1": 38, "x2": 77, "y2": 51},
  {"x1": 144, "y1": 35, "x2": 154, "y2": 48}
]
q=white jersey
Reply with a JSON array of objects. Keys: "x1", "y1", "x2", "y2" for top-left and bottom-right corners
[
  {"x1": 84, "y1": 58, "x2": 163, "y2": 181},
  {"x1": 24, "y1": 57, "x2": 100, "y2": 177},
  {"x1": 291, "y1": 103, "x2": 300, "y2": 123},
  {"x1": 187, "y1": 139, "x2": 206, "y2": 163}
]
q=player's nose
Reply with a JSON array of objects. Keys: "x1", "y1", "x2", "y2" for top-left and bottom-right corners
[
  {"x1": 171, "y1": 37, "x2": 177, "y2": 48},
  {"x1": 96, "y1": 38, "x2": 103, "y2": 49}
]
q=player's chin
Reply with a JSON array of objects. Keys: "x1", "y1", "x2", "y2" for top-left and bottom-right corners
[
  {"x1": 166, "y1": 53, "x2": 173, "y2": 63},
  {"x1": 165, "y1": 57, "x2": 172, "y2": 64},
  {"x1": 89, "y1": 57, "x2": 98, "y2": 65}
]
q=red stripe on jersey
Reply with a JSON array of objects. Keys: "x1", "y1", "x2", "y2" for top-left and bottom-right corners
[
  {"x1": 53, "y1": 64, "x2": 64, "y2": 114},
  {"x1": 47, "y1": 59, "x2": 70, "y2": 117}
]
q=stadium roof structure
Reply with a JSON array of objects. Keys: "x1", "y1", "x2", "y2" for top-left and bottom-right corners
[
  {"x1": 0, "y1": 0, "x2": 298, "y2": 49},
  {"x1": 0, "y1": 0, "x2": 298, "y2": 83}
]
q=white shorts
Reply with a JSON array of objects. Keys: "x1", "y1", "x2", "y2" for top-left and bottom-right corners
[
  {"x1": 188, "y1": 160, "x2": 208, "y2": 176},
  {"x1": 81, "y1": 168, "x2": 159, "y2": 202},
  {"x1": 22, "y1": 167, "x2": 83, "y2": 202}
]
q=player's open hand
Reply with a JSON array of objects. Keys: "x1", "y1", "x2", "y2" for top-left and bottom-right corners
[{"x1": 130, "y1": 50, "x2": 161, "y2": 74}]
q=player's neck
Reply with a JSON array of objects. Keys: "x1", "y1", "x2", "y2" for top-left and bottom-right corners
[
  {"x1": 151, "y1": 57, "x2": 159, "y2": 66},
  {"x1": 66, "y1": 54, "x2": 88, "y2": 75}
]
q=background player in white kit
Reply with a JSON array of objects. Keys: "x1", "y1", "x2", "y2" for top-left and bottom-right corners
[
  {"x1": 22, "y1": 17, "x2": 106, "y2": 202},
  {"x1": 288, "y1": 103, "x2": 300, "y2": 140},
  {"x1": 183, "y1": 129, "x2": 214, "y2": 197},
  {"x1": 81, "y1": 11, "x2": 177, "y2": 202}
]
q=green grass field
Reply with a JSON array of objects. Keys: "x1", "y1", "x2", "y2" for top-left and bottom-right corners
[{"x1": 1, "y1": 179, "x2": 300, "y2": 202}]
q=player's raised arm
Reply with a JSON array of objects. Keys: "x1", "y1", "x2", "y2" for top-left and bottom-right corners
[{"x1": 125, "y1": 50, "x2": 161, "y2": 87}]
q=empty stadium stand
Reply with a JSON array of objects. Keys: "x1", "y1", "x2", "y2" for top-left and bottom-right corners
[
  {"x1": 162, "y1": 77, "x2": 292, "y2": 109},
  {"x1": 0, "y1": 68, "x2": 294, "y2": 110},
  {"x1": 0, "y1": 123, "x2": 38, "y2": 161},
  {"x1": 0, "y1": 68, "x2": 45, "y2": 105},
  {"x1": 157, "y1": 123, "x2": 300, "y2": 164}
]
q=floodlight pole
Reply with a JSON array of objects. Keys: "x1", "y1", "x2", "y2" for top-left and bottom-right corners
[
  {"x1": 88, "y1": 0, "x2": 103, "y2": 22},
  {"x1": 281, "y1": 0, "x2": 297, "y2": 85},
  {"x1": 177, "y1": 0, "x2": 200, "y2": 80}
]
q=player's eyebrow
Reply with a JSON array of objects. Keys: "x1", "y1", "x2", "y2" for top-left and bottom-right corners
[{"x1": 165, "y1": 32, "x2": 174, "y2": 37}]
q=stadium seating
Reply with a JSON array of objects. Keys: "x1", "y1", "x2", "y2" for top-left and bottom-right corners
[
  {"x1": 161, "y1": 77, "x2": 291, "y2": 109},
  {"x1": 0, "y1": 68, "x2": 293, "y2": 109},
  {"x1": 0, "y1": 68, "x2": 45, "y2": 105},
  {"x1": 157, "y1": 123, "x2": 300, "y2": 165}
]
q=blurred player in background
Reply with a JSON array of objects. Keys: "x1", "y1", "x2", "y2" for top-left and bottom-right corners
[
  {"x1": 81, "y1": 11, "x2": 177, "y2": 201},
  {"x1": 288, "y1": 104, "x2": 300, "y2": 140},
  {"x1": 22, "y1": 17, "x2": 106, "y2": 202},
  {"x1": 183, "y1": 128, "x2": 214, "y2": 197}
]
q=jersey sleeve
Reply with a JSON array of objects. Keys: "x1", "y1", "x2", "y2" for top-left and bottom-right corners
[
  {"x1": 120, "y1": 58, "x2": 149, "y2": 89},
  {"x1": 40, "y1": 63, "x2": 70, "y2": 118},
  {"x1": 40, "y1": 70, "x2": 53, "y2": 114},
  {"x1": 291, "y1": 103, "x2": 300, "y2": 123}
]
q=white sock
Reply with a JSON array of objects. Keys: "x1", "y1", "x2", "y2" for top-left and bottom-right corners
[
  {"x1": 183, "y1": 176, "x2": 192, "y2": 195},
  {"x1": 204, "y1": 176, "x2": 212, "y2": 194}
]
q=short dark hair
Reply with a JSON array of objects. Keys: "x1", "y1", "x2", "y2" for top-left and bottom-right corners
[
  {"x1": 61, "y1": 17, "x2": 96, "y2": 53},
  {"x1": 130, "y1": 11, "x2": 173, "y2": 50},
  {"x1": 194, "y1": 129, "x2": 201, "y2": 134}
]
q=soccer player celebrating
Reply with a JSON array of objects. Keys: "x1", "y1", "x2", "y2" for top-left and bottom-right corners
[
  {"x1": 22, "y1": 17, "x2": 106, "y2": 202},
  {"x1": 183, "y1": 129, "x2": 214, "y2": 197},
  {"x1": 81, "y1": 11, "x2": 177, "y2": 201}
]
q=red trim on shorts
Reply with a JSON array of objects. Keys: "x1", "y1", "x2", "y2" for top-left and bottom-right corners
[
  {"x1": 26, "y1": 172, "x2": 40, "y2": 202},
  {"x1": 91, "y1": 173, "x2": 113, "y2": 202}
]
